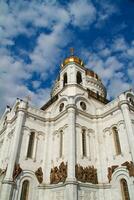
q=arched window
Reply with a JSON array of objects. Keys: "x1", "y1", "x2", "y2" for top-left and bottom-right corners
[
  {"x1": 20, "y1": 180, "x2": 29, "y2": 200},
  {"x1": 82, "y1": 129, "x2": 86, "y2": 157},
  {"x1": 63, "y1": 73, "x2": 67, "y2": 87},
  {"x1": 27, "y1": 132, "x2": 35, "y2": 158},
  {"x1": 112, "y1": 127, "x2": 121, "y2": 155},
  {"x1": 59, "y1": 130, "x2": 63, "y2": 158},
  {"x1": 77, "y1": 71, "x2": 82, "y2": 84},
  {"x1": 120, "y1": 179, "x2": 130, "y2": 200}
]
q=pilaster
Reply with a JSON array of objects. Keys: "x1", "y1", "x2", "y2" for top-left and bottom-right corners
[
  {"x1": 0, "y1": 100, "x2": 27, "y2": 200},
  {"x1": 65, "y1": 103, "x2": 78, "y2": 200},
  {"x1": 120, "y1": 102, "x2": 134, "y2": 161}
]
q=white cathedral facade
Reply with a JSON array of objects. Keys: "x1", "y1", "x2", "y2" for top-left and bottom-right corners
[{"x1": 0, "y1": 53, "x2": 134, "y2": 200}]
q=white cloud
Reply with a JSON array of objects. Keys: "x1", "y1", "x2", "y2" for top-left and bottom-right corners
[
  {"x1": 69, "y1": 0, "x2": 96, "y2": 27},
  {"x1": 95, "y1": 1, "x2": 118, "y2": 27}
]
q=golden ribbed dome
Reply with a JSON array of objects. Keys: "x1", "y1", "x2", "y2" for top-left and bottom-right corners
[
  {"x1": 61, "y1": 48, "x2": 84, "y2": 68},
  {"x1": 61, "y1": 56, "x2": 84, "y2": 68}
]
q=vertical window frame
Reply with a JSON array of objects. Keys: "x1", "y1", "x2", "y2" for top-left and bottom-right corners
[
  {"x1": 63, "y1": 73, "x2": 67, "y2": 87},
  {"x1": 120, "y1": 178, "x2": 130, "y2": 200},
  {"x1": 77, "y1": 71, "x2": 82, "y2": 85},
  {"x1": 27, "y1": 132, "x2": 35, "y2": 159},
  {"x1": 59, "y1": 130, "x2": 63, "y2": 158},
  {"x1": 112, "y1": 127, "x2": 121, "y2": 155},
  {"x1": 20, "y1": 180, "x2": 29, "y2": 200},
  {"x1": 82, "y1": 129, "x2": 87, "y2": 157}
]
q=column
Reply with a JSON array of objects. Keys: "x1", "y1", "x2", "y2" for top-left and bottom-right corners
[
  {"x1": 0, "y1": 100, "x2": 27, "y2": 200},
  {"x1": 42, "y1": 121, "x2": 50, "y2": 183},
  {"x1": 66, "y1": 105, "x2": 76, "y2": 180},
  {"x1": 65, "y1": 104, "x2": 78, "y2": 200}
]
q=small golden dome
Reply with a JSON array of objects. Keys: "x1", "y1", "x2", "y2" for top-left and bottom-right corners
[
  {"x1": 61, "y1": 48, "x2": 84, "y2": 68},
  {"x1": 61, "y1": 56, "x2": 84, "y2": 68}
]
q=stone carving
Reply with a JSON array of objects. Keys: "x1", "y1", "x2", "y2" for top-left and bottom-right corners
[
  {"x1": 13, "y1": 163, "x2": 22, "y2": 181},
  {"x1": 75, "y1": 164, "x2": 98, "y2": 184},
  {"x1": 122, "y1": 161, "x2": 134, "y2": 177},
  {"x1": 50, "y1": 162, "x2": 67, "y2": 184},
  {"x1": 35, "y1": 167, "x2": 43, "y2": 183},
  {"x1": 107, "y1": 165, "x2": 118, "y2": 183}
]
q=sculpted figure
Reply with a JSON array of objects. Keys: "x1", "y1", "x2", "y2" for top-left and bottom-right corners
[
  {"x1": 122, "y1": 161, "x2": 134, "y2": 177},
  {"x1": 35, "y1": 167, "x2": 43, "y2": 184},
  {"x1": 75, "y1": 164, "x2": 98, "y2": 184},
  {"x1": 13, "y1": 163, "x2": 22, "y2": 181},
  {"x1": 50, "y1": 162, "x2": 67, "y2": 184}
]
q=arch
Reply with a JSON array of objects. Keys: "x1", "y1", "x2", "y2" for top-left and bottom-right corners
[
  {"x1": 76, "y1": 71, "x2": 82, "y2": 84},
  {"x1": 20, "y1": 180, "x2": 29, "y2": 200},
  {"x1": 63, "y1": 73, "x2": 67, "y2": 87},
  {"x1": 27, "y1": 132, "x2": 35, "y2": 158},
  {"x1": 120, "y1": 178, "x2": 130, "y2": 200},
  {"x1": 112, "y1": 126, "x2": 121, "y2": 155}
]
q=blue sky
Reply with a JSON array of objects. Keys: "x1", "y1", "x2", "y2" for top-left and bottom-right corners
[{"x1": 0, "y1": 0, "x2": 134, "y2": 115}]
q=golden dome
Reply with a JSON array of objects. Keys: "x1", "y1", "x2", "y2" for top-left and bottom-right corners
[
  {"x1": 61, "y1": 48, "x2": 84, "y2": 68},
  {"x1": 61, "y1": 56, "x2": 84, "y2": 68}
]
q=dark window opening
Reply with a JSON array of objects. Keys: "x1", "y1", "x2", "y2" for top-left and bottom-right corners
[
  {"x1": 77, "y1": 71, "x2": 82, "y2": 84},
  {"x1": 20, "y1": 180, "x2": 29, "y2": 200},
  {"x1": 112, "y1": 127, "x2": 121, "y2": 155},
  {"x1": 82, "y1": 129, "x2": 86, "y2": 157},
  {"x1": 120, "y1": 179, "x2": 130, "y2": 200},
  {"x1": 27, "y1": 132, "x2": 35, "y2": 158},
  {"x1": 63, "y1": 73, "x2": 67, "y2": 86}
]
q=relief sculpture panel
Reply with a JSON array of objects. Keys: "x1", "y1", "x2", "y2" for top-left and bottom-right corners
[
  {"x1": 75, "y1": 164, "x2": 98, "y2": 184},
  {"x1": 50, "y1": 162, "x2": 67, "y2": 184}
]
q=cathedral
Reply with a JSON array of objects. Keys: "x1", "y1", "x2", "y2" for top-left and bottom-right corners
[{"x1": 0, "y1": 52, "x2": 134, "y2": 200}]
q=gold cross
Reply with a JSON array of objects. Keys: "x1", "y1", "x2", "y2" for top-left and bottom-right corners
[{"x1": 70, "y1": 47, "x2": 74, "y2": 56}]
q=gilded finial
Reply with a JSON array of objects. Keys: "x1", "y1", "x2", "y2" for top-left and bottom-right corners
[{"x1": 70, "y1": 48, "x2": 74, "y2": 56}]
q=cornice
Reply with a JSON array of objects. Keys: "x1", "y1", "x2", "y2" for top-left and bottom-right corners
[{"x1": 38, "y1": 181, "x2": 111, "y2": 189}]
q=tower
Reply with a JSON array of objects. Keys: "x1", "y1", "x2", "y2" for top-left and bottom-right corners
[{"x1": 0, "y1": 51, "x2": 134, "y2": 200}]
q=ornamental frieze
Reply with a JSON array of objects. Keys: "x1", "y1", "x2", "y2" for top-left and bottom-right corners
[
  {"x1": 75, "y1": 164, "x2": 98, "y2": 184},
  {"x1": 50, "y1": 162, "x2": 67, "y2": 184}
]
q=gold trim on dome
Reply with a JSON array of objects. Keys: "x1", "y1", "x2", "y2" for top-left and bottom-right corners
[{"x1": 61, "y1": 56, "x2": 84, "y2": 68}]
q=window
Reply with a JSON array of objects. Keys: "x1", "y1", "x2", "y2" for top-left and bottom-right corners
[
  {"x1": 59, "y1": 103, "x2": 64, "y2": 112},
  {"x1": 80, "y1": 101, "x2": 86, "y2": 110},
  {"x1": 63, "y1": 73, "x2": 67, "y2": 86},
  {"x1": 20, "y1": 180, "x2": 29, "y2": 200},
  {"x1": 82, "y1": 129, "x2": 86, "y2": 157},
  {"x1": 120, "y1": 179, "x2": 130, "y2": 200},
  {"x1": 77, "y1": 71, "x2": 82, "y2": 84},
  {"x1": 27, "y1": 132, "x2": 35, "y2": 158},
  {"x1": 112, "y1": 127, "x2": 121, "y2": 155},
  {"x1": 59, "y1": 130, "x2": 63, "y2": 158}
]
